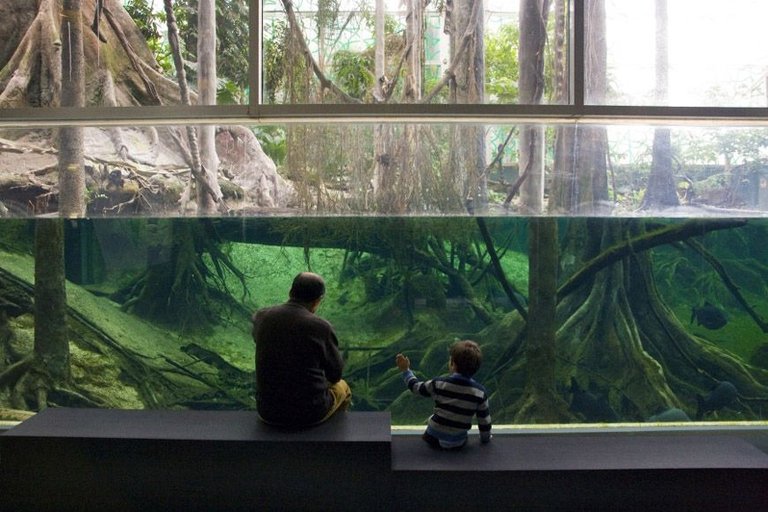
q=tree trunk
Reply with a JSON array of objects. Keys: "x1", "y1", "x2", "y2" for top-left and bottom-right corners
[
  {"x1": 125, "y1": 219, "x2": 208, "y2": 327},
  {"x1": 550, "y1": 0, "x2": 575, "y2": 212},
  {"x1": 550, "y1": 0, "x2": 608, "y2": 215},
  {"x1": 546, "y1": 0, "x2": 684, "y2": 419},
  {"x1": 197, "y1": 0, "x2": 220, "y2": 214},
  {"x1": 34, "y1": 219, "x2": 70, "y2": 388},
  {"x1": 163, "y1": 0, "x2": 222, "y2": 213},
  {"x1": 448, "y1": 0, "x2": 486, "y2": 212},
  {"x1": 58, "y1": 0, "x2": 86, "y2": 217},
  {"x1": 374, "y1": 0, "x2": 426, "y2": 213},
  {"x1": 514, "y1": 217, "x2": 572, "y2": 422},
  {"x1": 642, "y1": 0, "x2": 679, "y2": 210},
  {"x1": 371, "y1": 0, "x2": 389, "y2": 208},
  {"x1": 517, "y1": 0, "x2": 549, "y2": 213},
  {"x1": 1, "y1": 1, "x2": 270, "y2": 216}
]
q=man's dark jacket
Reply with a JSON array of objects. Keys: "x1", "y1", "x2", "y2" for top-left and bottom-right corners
[{"x1": 252, "y1": 301, "x2": 344, "y2": 426}]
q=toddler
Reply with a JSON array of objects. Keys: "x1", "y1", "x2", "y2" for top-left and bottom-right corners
[{"x1": 395, "y1": 340, "x2": 492, "y2": 450}]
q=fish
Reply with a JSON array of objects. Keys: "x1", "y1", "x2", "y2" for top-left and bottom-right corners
[
  {"x1": 569, "y1": 378, "x2": 620, "y2": 422},
  {"x1": 690, "y1": 302, "x2": 728, "y2": 330},
  {"x1": 695, "y1": 381, "x2": 738, "y2": 420},
  {"x1": 647, "y1": 407, "x2": 691, "y2": 422}
]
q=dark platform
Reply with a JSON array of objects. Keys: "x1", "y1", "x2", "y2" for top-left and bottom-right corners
[
  {"x1": 391, "y1": 433, "x2": 768, "y2": 511},
  {"x1": 0, "y1": 408, "x2": 391, "y2": 512},
  {"x1": 1, "y1": 409, "x2": 767, "y2": 511}
]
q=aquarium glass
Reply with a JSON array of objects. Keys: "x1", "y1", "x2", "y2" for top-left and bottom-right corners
[
  {"x1": 1, "y1": 216, "x2": 767, "y2": 425},
  {"x1": 3, "y1": 123, "x2": 768, "y2": 218}
]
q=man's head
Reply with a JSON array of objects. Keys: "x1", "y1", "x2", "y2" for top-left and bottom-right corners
[
  {"x1": 289, "y1": 272, "x2": 326, "y2": 309},
  {"x1": 449, "y1": 340, "x2": 483, "y2": 377}
]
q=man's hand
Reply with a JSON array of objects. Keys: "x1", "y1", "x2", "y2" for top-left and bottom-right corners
[{"x1": 395, "y1": 353, "x2": 410, "y2": 372}]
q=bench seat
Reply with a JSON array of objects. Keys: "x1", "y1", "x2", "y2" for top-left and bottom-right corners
[
  {"x1": 391, "y1": 432, "x2": 768, "y2": 511},
  {"x1": 0, "y1": 407, "x2": 391, "y2": 512}
]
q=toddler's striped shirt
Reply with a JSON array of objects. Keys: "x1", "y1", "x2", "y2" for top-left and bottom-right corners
[{"x1": 402, "y1": 369, "x2": 492, "y2": 449}]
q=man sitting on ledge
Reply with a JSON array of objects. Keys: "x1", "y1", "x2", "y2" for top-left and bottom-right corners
[{"x1": 252, "y1": 272, "x2": 351, "y2": 428}]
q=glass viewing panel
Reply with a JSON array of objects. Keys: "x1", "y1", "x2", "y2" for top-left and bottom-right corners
[
  {"x1": 2, "y1": 123, "x2": 768, "y2": 218},
  {"x1": 263, "y1": 0, "x2": 568, "y2": 105},
  {"x1": 2, "y1": 119, "x2": 768, "y2": 426},
  {"x1": 596, "y1": 0, "x2": 768, "y2": 107},
  {"x1": 0, "y1": 0, "x2": 248, "y2": 109},
  {"x1": 1, "y1": 215, "x2": 767, "y2": 425}
]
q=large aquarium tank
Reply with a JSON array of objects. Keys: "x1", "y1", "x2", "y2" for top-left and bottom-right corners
[{"x1": 1, "y1": 0, "x2": 767, "y2": 429}]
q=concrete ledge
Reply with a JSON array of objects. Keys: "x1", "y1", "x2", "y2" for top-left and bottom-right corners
[
  {"x1": 391, "y1": 433, "x2": 768, "y2": 511},
  {"x1": 2, "y1": 409, "x2": 767, "y2": 511},
  {"x1": 0, "y1": 408, "x2": 392, "y2": 512},
  {"x1": 392, "y1": 432, "x2": 768, "y2": 471}
]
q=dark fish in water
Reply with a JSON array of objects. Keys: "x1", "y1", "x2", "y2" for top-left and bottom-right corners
[
  {"x1": 690, "y1": 302, "x2": 728, "y2": 330},
  {"x1": 647, "y1": 407, "x2": 691, "y2": 422},
  {"x1": 569, "y1": 378, "x2": 619, "y2": 423},
  {"x1": 490, "y1": 290, "x2": 528, "y2": 310},
  {"x1": 696, "y1": 381, "x2": 738, "y2": 420}
]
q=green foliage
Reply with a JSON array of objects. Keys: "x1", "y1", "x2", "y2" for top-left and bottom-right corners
[
  {"x1": 214, "y1": 0, "x2": 250, "y2": 96},
  {"x1": 253, "y1": 126, "x2": 287, "y2": 167},
  {"x1": 317, "y1": 0, "x2": 342, "y2": 32},
  {"x1": 123, "y1": 0, "x2": 161, "y2": 43},
  {"x1": 217, "y1": 78, "x2": 246, "y2": 105},
  {"x1": 124, "y1": 0, "x2": 173, "y2": 74},
  {"x1": 263, "y1": 19, "x2": 289, "y2": 103},
  {"x1": 485, "y1": 23, "x2": 520, "y2": 103},
  {"x1": 331, "y1": 50, "x2": 374, "y2": 100},
  {"x1": 157, "y1": 0, "x2": 249, "y2": 101},
  {"x1": 711, "y1": 128, "x2": 768, "y2": 165}
]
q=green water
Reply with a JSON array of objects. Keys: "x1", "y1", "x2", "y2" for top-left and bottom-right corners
[{"x1": 0, "y1": 216, "x2": 766, "y2": 425}]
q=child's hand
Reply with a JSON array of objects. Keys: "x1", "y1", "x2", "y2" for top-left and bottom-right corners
[{"x1": 395, "y1": 353, "x2": 410, "y2": 372}]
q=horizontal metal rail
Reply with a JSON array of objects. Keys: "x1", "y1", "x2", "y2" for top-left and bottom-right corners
[{"x1": 3, "y1": 104, "x2": 768, "y2": 128}]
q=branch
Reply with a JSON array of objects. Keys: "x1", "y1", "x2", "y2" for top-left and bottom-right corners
[
  {"x1": 377, "y1": 34, "x2": 410, "y2": 103},
  {"x1": 421, "y1": 0, "x2": 482, "y2": 104},
  {"x1": 558, "y1": 219, "x2": 748, "y2": 299},
  {"x1": 0, "y1": 137, "x2": 58, "y2": 155},
  {"x1": 482, "y1": 128, "x2": 516, "y2": 179},
  {"x1": 503, "y1": 129, "x2": 537, "y2": 207},
  {"x1": 476, "y1": 218, "x2": 528, "y2": 320},
  {"x1": 281, "y1": 0, "x2": 362, "y2": 104},
  {"x1": 683, "y1": 238, "x2": 768, "y2": 333}
]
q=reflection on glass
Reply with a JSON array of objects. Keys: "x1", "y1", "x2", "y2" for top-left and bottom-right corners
[
  {"x1": 2, "y1": 123, "x2": 768, "y2": 217},
  {"x1": 263, "y1": 0, "x2": 567, "y2": 105},
  {"x1": 0, "y1": 1, "x2": 248, "y2": 108},
  {"x1": 1, "y1": 216, "x2": 767, "y2": 425},
  {"x1": 597, "y1": 0, "x2": 768, "y2": 107}
]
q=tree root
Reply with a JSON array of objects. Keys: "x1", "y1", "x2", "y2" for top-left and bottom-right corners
[
  {"x1": 0, "y1": 356, "x2": 33, "y2": 388},
  {"x1": 0, "y1": 0, "x2": 60, "y2": 108},
  {"x1": 99, "y1": 4, "x2": 160, "y2": 104},
  {"x1": 0, "y1": 407, "x2": 35, "y2": 421}
]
